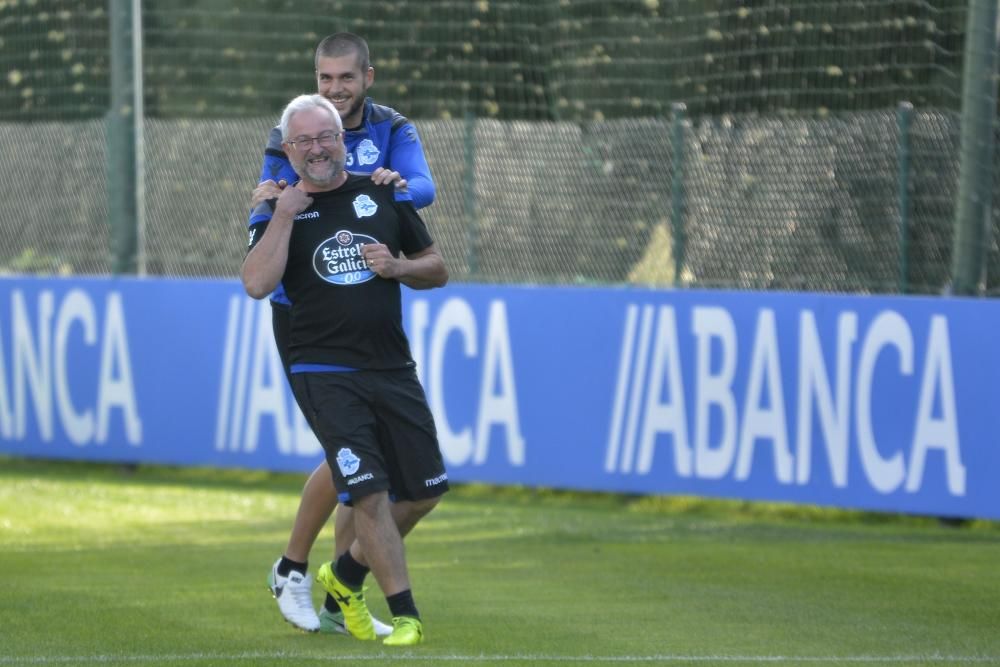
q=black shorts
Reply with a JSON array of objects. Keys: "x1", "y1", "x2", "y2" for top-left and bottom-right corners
[
  {"x1": 270, "y1": 301, "x2": 293, "y2": 377},
  {"x1": 271, "y1": 301, "x2": 323, "y2": 435},
  {"x1": 290, "y1": 368, "x2": 450, "y2": 504}
]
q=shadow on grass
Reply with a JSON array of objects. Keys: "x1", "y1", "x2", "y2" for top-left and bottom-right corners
[{"x1": 4, "y1": 454, "x2": 998, "y2": 537}]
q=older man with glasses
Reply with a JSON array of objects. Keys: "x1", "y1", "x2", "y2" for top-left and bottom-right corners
[
  {"x1": 250, "y1": 32, "x2": 437, "y2": 638},
  {"x1": 242, "y1": 93, "x2": 449, "y2": 647}
]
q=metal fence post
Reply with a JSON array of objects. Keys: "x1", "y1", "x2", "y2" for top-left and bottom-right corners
[
  {"x1": 950, "y1": 0, "x2": 1000, "y2": 295},
  {"x1": 671, "y1": 103, "x2": 687, "y2": 287},
  {"x1": 107, "y1": 0, "x2": 140, "y2": 275},
  {"x1": 897, "y1": 101, "x2": 913, "y2": 294}
]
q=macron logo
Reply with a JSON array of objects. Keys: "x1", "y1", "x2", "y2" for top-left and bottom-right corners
[
  {"x1": 425, "y1": 473, "x2": 448, "y2": 487},
  {"x1": 294, "y1": 211, "x2": 320, "y2": 220}
]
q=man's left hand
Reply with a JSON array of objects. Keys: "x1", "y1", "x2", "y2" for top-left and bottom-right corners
[
  {"x1": 371, "y1": 167, "x2": 409, "y2": 193},
  {"x1": 362, "y1": 243, "x2": 398, "y2": 279}
]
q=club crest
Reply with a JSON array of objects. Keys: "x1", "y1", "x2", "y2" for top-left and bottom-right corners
[
  {"x1": 336, "y1": 448, "x2": 361, "y2": 476},
  {"x1": 353, "y1": 194, "x2": 377, "y2": 218},
  {"x1": 357, "y1": 139, "x2": 380, "y2": 166}
]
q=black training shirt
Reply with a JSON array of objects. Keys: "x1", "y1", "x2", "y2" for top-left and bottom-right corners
[{"x1": 247, "y1": 173, "x2": 434, "y2": 369}]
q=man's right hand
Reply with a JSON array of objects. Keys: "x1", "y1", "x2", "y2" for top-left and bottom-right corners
[
  {"x1": 250, "y1": 179, "x2": 288, "y2": 209},
  {"x1": 274, "y1": 182, "x2": 313, "y2": 219}
]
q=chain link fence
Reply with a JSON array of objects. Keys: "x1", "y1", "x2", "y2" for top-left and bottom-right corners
[
  {"x1": 3, "y1": 111, "x2": 994, "y2": 294},
  {"x1": 3, "y1": 1, "x2": 995, "y2": 295}
]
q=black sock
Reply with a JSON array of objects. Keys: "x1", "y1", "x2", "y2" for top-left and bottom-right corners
[
  {"x1": 323, "y1": 593, "x2": 340, "y2": 613},
  {"x1": 334, "y1": 551, "x2": 369, "y2": 590},
  {"x1": 386, "y1": 589, "x2": 419, "y2": 619},
  {"x1": 277, "y1": 556, "x2": 308, "y2": 577}
]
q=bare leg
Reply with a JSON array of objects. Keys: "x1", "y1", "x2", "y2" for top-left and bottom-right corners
[
  {"x1": 283, "y1": 461, "x2": 338, "y2": 562},
  {"x1": 340, "y1": 496, "x2": 440, "y2": 591},
  {"x1": 321, "y1": 495, "x2": 440, "y2": 629},
  {"x1": 334, "y1": 497, "x2": 355, "y2": 557},
  {"x1": 334, "y1": 496, "x2": 438, "y2": 558},
  {"x1": 350, "y1": 491, "x2": 411, "y2": 596},
  {"x1": 389, "y1": 497, "x2": 440, "y2": 538}
]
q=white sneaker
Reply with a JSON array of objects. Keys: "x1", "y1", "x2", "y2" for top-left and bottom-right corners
[
  {"x1": 267, "y1": 558, "x2": 320, "y2": 632},
  {"x1": 319, "y1": 607, "x2": 394, "y2": 637},
  {"x1": 372, "y1": 614, "x2": 394, "y2": 637}
]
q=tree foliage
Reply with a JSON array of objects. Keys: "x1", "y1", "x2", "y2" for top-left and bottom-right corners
[{"x1": 0, "y1": 0, "x2": 972, "y2": 122}]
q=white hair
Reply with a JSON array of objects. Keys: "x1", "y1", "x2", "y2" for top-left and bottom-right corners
[{"x1": 279, "y1": 94, "x2": 342, "y2": 140}]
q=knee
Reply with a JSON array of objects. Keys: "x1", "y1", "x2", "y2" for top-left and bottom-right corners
[
  {"x1": 392, "y1": 495, "x2": 441, "y2": 537},
  {"x1": 408, "y1": 495, "x2": 440, "y2": 520},
  {"x1": 354, "y1": 490, "x2": 390, "y2": 516}
]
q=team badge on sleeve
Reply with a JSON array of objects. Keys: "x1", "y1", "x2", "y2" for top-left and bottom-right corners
[{"x1": 353, "y1": 195, "x2": 377, "y2": 218}]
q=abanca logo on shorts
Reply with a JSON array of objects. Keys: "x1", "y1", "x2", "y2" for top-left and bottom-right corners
[{"x1": 347, "y1": 472, "x2": 374, "y2": 486}]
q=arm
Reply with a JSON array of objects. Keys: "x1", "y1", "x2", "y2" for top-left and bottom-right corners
[
  {"x1": 387, "y1": 123, "x2": 436, "y2": 209},
  {"x1": 249, "y1": 126, "x2": 298, "y2": 209},
  {"x1": 258, "y1": 126, "x2": 299, "y2": 186},
  {"x1": 240, "y1": 186, "x2": 313, "y2": 299},
  {"x1": 361, "y1": 243, "x2": 448, "y2": 290}
]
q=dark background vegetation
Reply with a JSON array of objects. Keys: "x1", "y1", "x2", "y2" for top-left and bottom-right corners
[{"x1": 2, "y1": 0, "x2": 969, "y2": 122}]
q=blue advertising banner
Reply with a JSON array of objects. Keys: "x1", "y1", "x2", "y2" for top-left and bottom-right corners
[{"x1": 0, "y1": 276, "x2": 997, "y2": 519}]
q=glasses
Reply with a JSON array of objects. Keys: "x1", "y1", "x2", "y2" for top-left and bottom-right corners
[{"x1": 286, "y1": 131, "x2": 341, "y2": 151}]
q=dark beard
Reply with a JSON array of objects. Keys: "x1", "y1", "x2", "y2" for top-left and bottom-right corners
[{"x1": 341, "y1": 96, "x2": 366, "y2": 129}]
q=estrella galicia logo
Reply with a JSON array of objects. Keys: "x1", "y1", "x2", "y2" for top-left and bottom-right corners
[
  {"x1": 336, "y1": 448, "x2": 361, "y2": 476},
  {"x1": 313, "y1": 230, "x2": 377, "y2": 285},
  {"x1": 357, "y1": 139, "x2": 380, "y2": 166},
  {"x1": 353, "y1": 195, "x2": 377, "y2": 218}
]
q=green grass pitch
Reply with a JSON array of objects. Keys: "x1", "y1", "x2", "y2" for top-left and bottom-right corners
[{"x1": 1, "y1": 456, "x2": 998, "y2": 666}]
